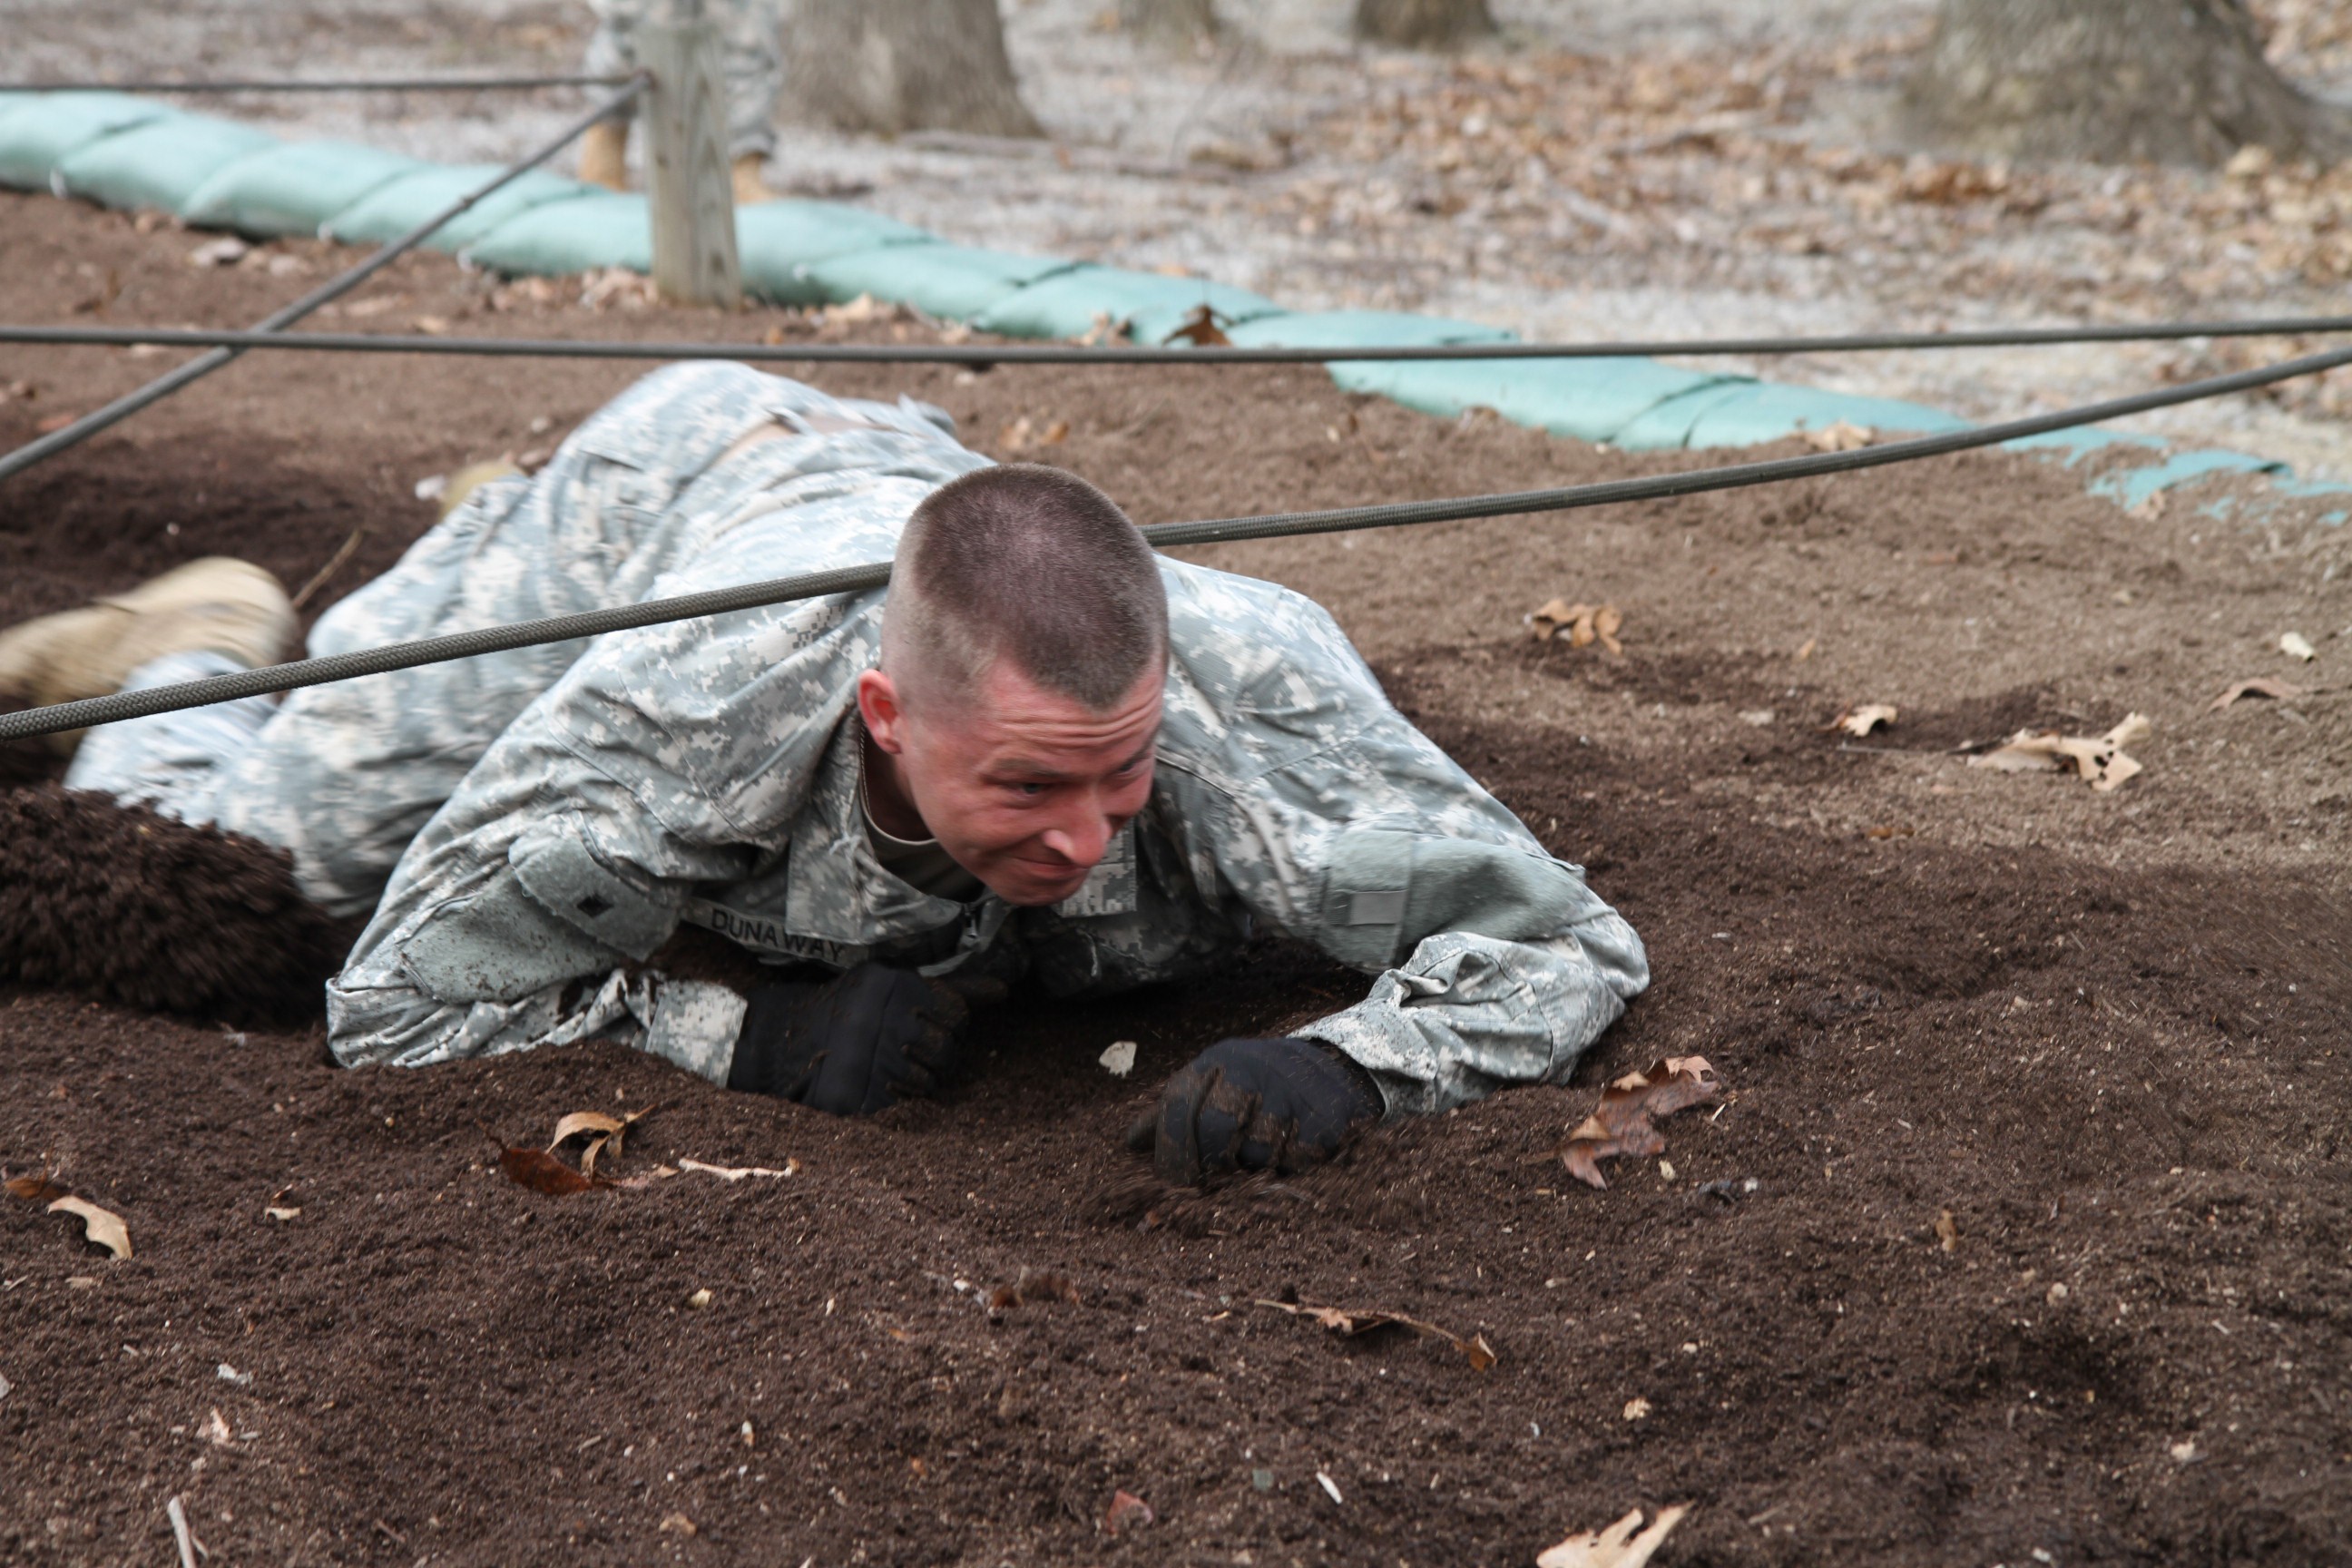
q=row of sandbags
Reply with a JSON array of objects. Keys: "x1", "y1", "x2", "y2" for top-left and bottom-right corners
[{"x1": 5, "y1": 87, "x2": 2332, "y2": 498}]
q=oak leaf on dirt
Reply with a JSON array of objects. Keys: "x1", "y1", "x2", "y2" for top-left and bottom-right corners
[
  {"x1": 1826, "y1": 702, "x2": 1897, "y2": 737},
  {"x1": 1534, "y1": 1504, "x2": 1690, "y2": 1568},
  {"x1": 1161, "y1": 304, "x2": 1233, "y2": 347},
  {"x1": 1103, "y1": 1489, "x2": 1155, "y2": 1535},
  {"x1": 48, "y1": 1196, "x2": 132, "y2": 1259},
  {"x1": 4, "y1": 1172, "x2": 69, "y2": 1204},
  {"x1": 988, "y1": 1270, "x2": 1082, "y2": 1311},
  {"x1": 1253, "y1": 1297, "x2": 1497, "y2": 1370},
  {"x1": 1969, "y1": 713, "x2": 2151, "y2": 792},
  {"x1": 1538, "y1": 1057, "x2": 1722, "y2": 1191},
  {"x1": 2210, "y1": 677, "x2": 2304, "y2": 710},
  {"x1": 547, "y1": 1105, "x2": 655, "y2": 1177},
  {"x1": 1801, "y1": 419, "x2": 1875, "y2": 452},
  {"x1": 498, "y1": 1146, "x2": 613, "y2": 1195},
  {"x1": 1526, "y1": 599, "x2": 1624, "y2": 654}
]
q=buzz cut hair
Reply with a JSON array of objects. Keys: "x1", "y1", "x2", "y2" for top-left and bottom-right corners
[{"x1": 883, "y1": 463, "x2": 1170, "y2": 711}]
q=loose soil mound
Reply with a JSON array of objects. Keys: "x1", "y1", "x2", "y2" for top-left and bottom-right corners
[{"x1": 3, "y1": 195, "x2": 2347, "y2": 1566}]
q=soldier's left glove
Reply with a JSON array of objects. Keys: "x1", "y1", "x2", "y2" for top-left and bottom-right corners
[
  {"x1": 727, "y1": 963, "x2": 1001, "y2": 1116},
  {"x1": 1126, "y1": 1036, "x2": 1383, "y2": 1185}
]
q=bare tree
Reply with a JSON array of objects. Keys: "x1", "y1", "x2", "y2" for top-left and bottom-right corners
[
  {"x1": 1904, "y1": 0, "x2": 2349, "y2": 167},
  {"x1": 1354, "y1": 0, "x2": 1496, "y2": 51},
  {"x1": 1121, "y1": 0, "x2": 1219, "y2": 51},
  {"x1": 783, "y1": 0, "x2": 1042, "y2": 138}
]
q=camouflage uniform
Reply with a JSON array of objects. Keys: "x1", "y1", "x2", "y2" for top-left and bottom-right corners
[
  {"x1": 66, "y1": 363, "x2": 1650, "y2": 1118},
  {"x1": 584, "y1": 0, "x2": 784, "y2": 160}
]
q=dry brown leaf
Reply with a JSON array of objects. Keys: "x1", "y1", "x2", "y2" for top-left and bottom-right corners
[
  {"x1": 1802, "y1": 419, "x2": 1875, "y2": 452},
  {"x1": 1253, "y1": 1297, "x2": 1497, "y2": 1371},
  {"x1": 656, "y1": 1512, "x2": 698, "y2": 1537},
  {"x1": 548, "y1": 1106, "x2": 655, "y2": 1176},
  {"x1": 1527, "y1": 599, "x2": 1625, "y2": 654},
  {"x1": 1103, "y1": 1489, "x2": 1156, "y2": 1535},
  {"x1": 1535, "y1": 1504, "x2": 1690, "y2": 1568},
  {"x1": 1863, "y1": 823, "x2": 1915, "y2": 841},
  {"x1": 988, "y1": 1269, "x2": 1082, "y2": 1311},
  {"x1": 1936, "y1": 1209, "x2": 1960, "y2": 1253},
  {"x1": 1826, "y1": 702, "x2": 1898, "y2": 737},
  {"x1": 1161, "y1": 304, "x2": 1232, "y2": 347},
  {"x1": 1969, "y1": 713, "x2": 2151, "y2": 791},
  {"x1": 1540, "y1": 1056, "x2": 1723, "y2": 1191},
  {"x1": 498, "y1": 1146, "x2": 612, "y2": 1196},
  {"x1": 5, "y1": 1172, "x2": 69, "y2": 1204},
  {"x1": 203, "y1": 1407, "x2": 233, "y2": 1447},
  {"x1": 2210, "y1": 677, "x2": 2305, "y2": 710},
  {"x1": 48, "y1": 1195, "x2": 132, "y2": 1259}
]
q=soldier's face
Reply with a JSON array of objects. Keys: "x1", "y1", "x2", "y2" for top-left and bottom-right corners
[{"x1": 860, "y1": 659, "x2": 1163, "y2": 906}]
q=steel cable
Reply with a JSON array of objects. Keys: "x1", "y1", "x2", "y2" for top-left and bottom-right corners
[
  {"x1": 6, "y1": 334, "x2": 2351, "y2": 746},
  {"x1": 8, "y1": 316, "x2": 2352, "y2": 367},
  {"x1": 0, "y1": 74, "x2": 651, "y2": 489},
  {"x1": 0, "y1": 75, "x2": 639, "y2": 93}
]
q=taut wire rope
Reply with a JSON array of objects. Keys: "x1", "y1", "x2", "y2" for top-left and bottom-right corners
[
  {"x1": 8, "y1": 316, "x2": 2352, "y2": 366},
  {"x1": 5, "y1": 332, "x2": 2351, "y2": 746},
  {"x1": 0, "y1": 74, "x2": 640, "y2": 94}
]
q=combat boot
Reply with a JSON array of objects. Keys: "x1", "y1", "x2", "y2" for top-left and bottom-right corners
[{"x1": 0, "y1": 557, "x2": 293, "y2": 755}]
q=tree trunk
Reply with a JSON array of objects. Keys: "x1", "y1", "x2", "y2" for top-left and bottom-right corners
[
  {"x1": 1903, "y1": 0, "x2": 2350, "y2": 167},
  {"x1": 783, "y1": 0, "x2": 1042, "y2": 139},
  {"x1": 1121, "y1": 0, "x2": 1219, "y2": 51},
  {"x1": 1354, "y1": 0, "x2": 1496, "y2": 51}
]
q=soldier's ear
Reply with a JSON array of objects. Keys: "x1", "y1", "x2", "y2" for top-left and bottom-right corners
[{"x1": 858, "y1": 667, "x2": 909, "y2": 755}]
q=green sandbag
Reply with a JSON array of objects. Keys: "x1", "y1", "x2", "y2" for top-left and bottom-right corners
[
  {"x1": 0, "y1": 92, "x2": 172, "y2": 191},
  {"x1": 2087, "y1": 449, "x2": 2280, "y2": 511},
  {"x1": 971, "y1": 266, "x2": 1280, "y2": 344},
  {"x1": 460, "y1": 191, "x2": 652, "y2": 276},
  {"x1": 182, "y1": 140, "x2": 428, "y2": 239},
  {"x1": 53, "y1": 113, "x2": 279, "y2": 215},
  {"x1": 1223, "y1": 309, "x2": 1514, "y2": 348},
  {"x1": 321, "y1": 165, "x2": 601, "y2": 251},
  {"x1": 1609, "y1": 379, "x2": 1762, "y2": 450},
  {"x1": 1679, "y1": 384, "x2": 1971, "y2": 448},
  {"x1": 734, "y1": 201, "x2": 931, "y2": 304},
  {"x1": 795, "y1": 241, "x2": 1074, "y2": 319},
  {"x1": 1330, "y1": 356, "x2": 1730, "y2": 446}
]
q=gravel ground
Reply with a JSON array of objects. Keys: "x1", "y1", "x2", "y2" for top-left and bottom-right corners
[{"x1": 11, "y1": 0, "x2": 2352, "y2": 480}]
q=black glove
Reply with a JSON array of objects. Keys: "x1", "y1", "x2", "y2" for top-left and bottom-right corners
[
  {"x1": 1126, "y1": 1036, "x2": 1383, "y2": 1185},
  {"x1": 727, "y1": 963, "x2": 1001, "y2": 1115}
]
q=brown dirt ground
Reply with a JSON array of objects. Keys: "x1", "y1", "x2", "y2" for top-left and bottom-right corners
[{"x1": 4, "y1": 193, "x2": 2350, "y2": 1568}]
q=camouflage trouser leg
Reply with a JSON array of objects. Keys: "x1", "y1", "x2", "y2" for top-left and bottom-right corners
[
  {"x1": 60, "y1": 650, "x2": 276, "y2": 822},
  {"x1": 204, "y1": 363, "x2": 897, "y2": 917},
  {"x1": 583, "y1": 0, "x2": 784, "y2": 160}
]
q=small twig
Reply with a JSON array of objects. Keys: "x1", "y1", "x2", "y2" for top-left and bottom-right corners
[
  {"x1": 289, "y1": 526, "x2": 369, "y2": 612},
  {"x1": 165, "y1": 1496, "x2": 201, "y2": 1568},
  {"x1": 1835, "y1": 741, "x2": 1948, "y2": 757}
]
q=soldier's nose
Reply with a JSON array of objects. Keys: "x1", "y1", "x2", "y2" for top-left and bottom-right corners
[{"x1": 1040, "y1": 809, "x2": 1111, "y2": 868}]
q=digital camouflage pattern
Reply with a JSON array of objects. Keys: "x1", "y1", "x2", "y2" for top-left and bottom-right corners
[
  {"x1": 69, "y1": 363, "x2": 1649, "y2": 1118},
  {"x1": 585, "y1": 0, "x2": 784, "y2": 159}
]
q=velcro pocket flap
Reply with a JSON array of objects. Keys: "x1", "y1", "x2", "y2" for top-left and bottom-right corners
[
  {"x1": 401, "y1": 869, "x2": 626, "y2": 1004},
  {"x1": 510, "y1": 819, "x2": 681, "y2": 961}
]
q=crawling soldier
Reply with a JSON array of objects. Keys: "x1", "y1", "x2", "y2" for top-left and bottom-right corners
[{"x1": 0, "y1": 364, "x2": 1647, "y2": 1182}]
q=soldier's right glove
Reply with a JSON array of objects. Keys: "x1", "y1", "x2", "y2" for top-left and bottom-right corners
[
  {"x1": 1126, "y1": 1036, "x2": 1383, "y2": 1185},
  {"x1": 726, "y1": 963, "x2": 1002, "y2": 1116}
]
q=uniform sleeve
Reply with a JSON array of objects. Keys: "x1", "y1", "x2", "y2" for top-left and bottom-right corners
[{"x1": 1152, "y1": 583, "x2": 1648, "y2": 1117}]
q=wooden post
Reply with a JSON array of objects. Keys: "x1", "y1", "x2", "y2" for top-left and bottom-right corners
[{"x1": 640, "y1": 18, "x2": 742, "y2": 309}]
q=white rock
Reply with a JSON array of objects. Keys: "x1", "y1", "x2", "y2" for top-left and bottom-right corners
[{"x1": 1099, "y1": 1040, "x2": 1138, "y2": 1077}]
